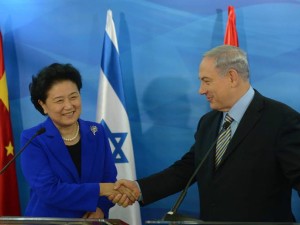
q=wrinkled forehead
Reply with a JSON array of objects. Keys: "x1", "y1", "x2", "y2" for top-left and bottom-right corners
[{"x1": 199, "y1": 56, "x2": 218, "y2": 71}]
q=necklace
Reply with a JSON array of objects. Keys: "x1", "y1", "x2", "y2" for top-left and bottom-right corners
[{"x1": 62, "y1": 122, "x2": 80, "y2": 142}]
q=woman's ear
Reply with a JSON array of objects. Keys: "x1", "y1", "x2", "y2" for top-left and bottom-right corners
[{"x1": 38, "y1": 100, "x2": 47, "y2": 115}]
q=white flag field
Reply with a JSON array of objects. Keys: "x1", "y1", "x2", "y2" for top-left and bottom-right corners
[{"x1": 96, "y1": 9, "x2": 142, "y2": 225}]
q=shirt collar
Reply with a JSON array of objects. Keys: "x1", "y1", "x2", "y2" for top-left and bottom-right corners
[{"x1": 224, "y1": 86, "x2": 255, "y2": 123}]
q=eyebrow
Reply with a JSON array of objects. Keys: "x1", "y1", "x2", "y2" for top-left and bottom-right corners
[
  {"x1": 69, "y1": 92, "x2": 79, "y2": 96},
  {"x1": 52, "y1": 96, "x2": 64, "y2": 101},
  {"x1": 52, "y1": 91, "x2": 79, "y2": 100},
  {"x1": 200, "y1": 76, "x2": 212, "y2": 81}
]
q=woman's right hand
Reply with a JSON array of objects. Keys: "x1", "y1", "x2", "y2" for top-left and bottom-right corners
[{"x1": 100, "y1": 183, "x2": 138, "y2": 206}]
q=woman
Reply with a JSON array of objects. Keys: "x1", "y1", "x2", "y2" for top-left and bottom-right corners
[{"x1": 21, "y1": 63, "x2": 135, "y2": 218}]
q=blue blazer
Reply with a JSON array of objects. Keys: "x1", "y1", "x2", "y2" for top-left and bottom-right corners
[{"x1": 21, "y1": 117, "x2": 117, "y2": 218}]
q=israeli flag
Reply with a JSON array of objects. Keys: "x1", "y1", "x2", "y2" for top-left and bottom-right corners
[{"x1": 96, "y1": 9, "x2": 142, "y2": 225}]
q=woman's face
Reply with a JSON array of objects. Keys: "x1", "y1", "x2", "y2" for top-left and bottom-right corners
[{"x1": 39, "y1": 80, "x2": 81, "y2": 129}]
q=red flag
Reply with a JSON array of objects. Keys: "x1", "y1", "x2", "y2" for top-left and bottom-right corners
[
  {"x1": 224, "y1": 6, "x2": 239, "y2": 47},
  {"x1": 0, "y1": 31, "x2": 21, "y2": 216}
]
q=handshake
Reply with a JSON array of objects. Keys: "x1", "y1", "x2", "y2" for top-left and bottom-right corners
[{"x1": 100, "y1": 179, "x2": 140, "y2": 207}]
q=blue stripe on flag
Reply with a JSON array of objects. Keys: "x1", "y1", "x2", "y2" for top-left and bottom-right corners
[{"x1": 101, "y1": 32, "x2": 126, "y2": 106}]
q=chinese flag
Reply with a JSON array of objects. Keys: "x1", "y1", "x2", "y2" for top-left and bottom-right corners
[
  {"x1": 224, "y1": 6, "x2": 239, "y2": 47},
  {"x1": 0, "y1": 31, "x2": 21, "y2": 216}
]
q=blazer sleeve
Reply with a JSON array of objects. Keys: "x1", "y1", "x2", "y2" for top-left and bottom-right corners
[
  {"x1": 96, "y1": 126, "x2": 117, "y2": 217},
  {"x1": 21, "y1": 130, "x2": 100, "y2": 212}
]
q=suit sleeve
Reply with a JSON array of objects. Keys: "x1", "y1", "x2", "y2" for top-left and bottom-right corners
[
  {"x1": 276, "y1": 109, "x2": 300, "y2": 191},
  {"x1": 138, "y1": 149, "x2": 195, "y2": 205},
  {"x1": 137, "y1": 118, "x2": 205, "y2": 206}
]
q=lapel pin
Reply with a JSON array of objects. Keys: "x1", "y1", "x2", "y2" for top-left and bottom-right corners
[{"x1": 90, "y1": 126, "x2": 98, "y2": 135}]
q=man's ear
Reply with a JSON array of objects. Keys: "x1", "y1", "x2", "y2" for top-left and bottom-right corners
[{"x1": 227, "y1": 68, "x2": 239, "y2": 87}]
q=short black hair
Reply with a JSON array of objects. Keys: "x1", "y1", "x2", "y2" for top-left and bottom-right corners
[{"x1": 29, "y1": 63, "x2": 82, "y2": 115}]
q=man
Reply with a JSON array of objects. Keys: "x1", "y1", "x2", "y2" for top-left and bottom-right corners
[{"x1": 113, "y1": 45, "x2": 300, "y2": 222}]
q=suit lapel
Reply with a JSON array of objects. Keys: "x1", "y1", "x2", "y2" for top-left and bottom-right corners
[
  {"x1": 43, "y1": 118, "x2": 80, "y2": 182},
  {"x1": 216, "y1": 91, "x2": 264, "y2": 169},
  {"x1": 80, "y1": 120, "x2": 97, "y2": 182},
  {"x1": 203, "y1": 112, "x2": 223, "y2": 175}
]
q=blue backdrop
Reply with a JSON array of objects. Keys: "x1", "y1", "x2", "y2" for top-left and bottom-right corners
[{"x1": 1, "y1": 0, "x2": 300, "y2": 223}]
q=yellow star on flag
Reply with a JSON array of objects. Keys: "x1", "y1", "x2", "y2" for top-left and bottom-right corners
[
  {"x1": 5, "y1": 141, "x2": 14, "y2": 156},
  {"x1": 0, "y1": 71, "x2": 9, "y2": 111}
]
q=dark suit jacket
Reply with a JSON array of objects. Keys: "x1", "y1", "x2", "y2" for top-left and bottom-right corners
[
  {"x1": 21, "y1": 117, "x2": 117, "y2": 218},
  {"x1": 138, "y1": 91, "x2": 300, "y2": 222}
]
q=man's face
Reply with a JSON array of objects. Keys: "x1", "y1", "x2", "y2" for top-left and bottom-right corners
[{"x1": 198, "y1": 57, "x2": 233, "y2": 112}]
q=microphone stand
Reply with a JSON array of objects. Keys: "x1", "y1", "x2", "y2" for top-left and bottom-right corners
[
  {"x1": 162, "y1": 121, "x2": 231, "y2": 221},
  {"x1": 0, "y1": 127, "x2": 46, "y2": 175}
]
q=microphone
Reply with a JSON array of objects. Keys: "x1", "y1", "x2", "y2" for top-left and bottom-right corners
[
  {"x1": 0, "y1": 127, "x2": 46, "y2": 175},
  {"x1": 162, "y1": 121, "x2": 231, "y2": 221}
]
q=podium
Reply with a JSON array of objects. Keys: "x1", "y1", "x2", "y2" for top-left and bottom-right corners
[
  {"x1": 145, "y1": 220, "x2": 300, "y2": 225},
  {"x1": 144, "y1": 213, "x2": 300, "y2": 225},
  {"x1": 0, "y1": 217, "x2": 128, "y2": 225},
  {"x1": 1, "y1": 217, "x2": 300, "y2": 225}
]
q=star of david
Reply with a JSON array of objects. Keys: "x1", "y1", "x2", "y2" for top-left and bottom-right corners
[{"x1": 101, "y1": 120, "x2": 128, "y2": 163}]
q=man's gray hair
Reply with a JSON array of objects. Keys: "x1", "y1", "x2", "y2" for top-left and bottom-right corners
[{"x1": 204, "y1": 45, "x2": 249, "y2": 80}]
